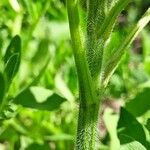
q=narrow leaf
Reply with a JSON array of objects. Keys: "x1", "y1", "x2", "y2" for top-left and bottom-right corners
[
  {"x1": 102, "y1": 8, "x2": 150, "y2": 87},
  {"x1": 98, "y1": 0, "x2": 130, "y2": 40},
  {"x1": 4, "y1": 35, "x2": 21, "y2": 64},
  {"x1": 4, "y1": 35, "x2": 21, "y2": 85},
  {"x1": 14, "y1": 86, "x2": 66, "y2": 111},
  {"x1": 4, "y1": 53, "x2": 20, "y2": 84}
]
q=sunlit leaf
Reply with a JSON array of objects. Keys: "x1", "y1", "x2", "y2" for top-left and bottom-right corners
[
  {"x1": 117, "y1": 108, "x2": 146, "y2": 147},
  {"x1": 98, "y1": 0, "x2": 130, "y2": 40},
  {"x1": 119, "y1": 135, "x2": 147, "y2": 150},
  {"x1": 14, "y1": 86, "x2": 66, "y2": 111},
  {"x1": 126, "y1": 88, "x2": 150, "y2": 117}
]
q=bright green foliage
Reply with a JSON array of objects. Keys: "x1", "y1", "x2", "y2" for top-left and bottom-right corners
[
  {"x1": 120, "y1": 139, "x2": 147, "y2": 150},
  {"x1": 0, "y1": 0, "x2": 74, "y2": 149},
  {"x1": 14, "y1": 86, "x2": 66, "y2": 111},
  {"x1": 0, "y1": 0, "x2": 150, "y2": 149},
  {"x1": 126, "y1": 88, "x2": 150, "y2": 117},
  {"x1": 117, "y1": 108, "x2": 146, "y2": 147},
  {"x1": 102, "y1": 8, "x2": 150, "y2": 87}
]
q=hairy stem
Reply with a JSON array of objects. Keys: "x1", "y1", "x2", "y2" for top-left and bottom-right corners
[
  {"x1": 67, "y1": 1, "x2": 102, "y2": 149},
  {"x1": 66, "y1": 0, "x2": 96, "y2": 105},
  {"x1": 76, "y1": 100, "x2": 100, "y2": 150}
]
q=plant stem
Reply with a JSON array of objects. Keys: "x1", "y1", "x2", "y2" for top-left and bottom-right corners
[
  {"x1": 66, "y1": 1, "x2": 102, "y2": 149},
  {"x1": 66, "y1": 0, "x2": 96, "y2": 105},
  {"x1": 76, "y1": 100, "x2": 100, "y2": 150}
]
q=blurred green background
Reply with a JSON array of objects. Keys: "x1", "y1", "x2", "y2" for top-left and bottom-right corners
[{"x1": 0, "y1": 0, "x2": 150, "y2": 150}]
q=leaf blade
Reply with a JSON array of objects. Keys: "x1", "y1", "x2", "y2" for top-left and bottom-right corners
[
  {"x1": 13, "y1": 86, "x2": 66, "y2": 111},
  {"x1": 119, "y1": 135, "x2": 147, "y2": 150},
  {"x1": 4, "y1": 35, "x2": 21, "y2": 64},
  {"x1": 98, "y1": 0, "x2": 130, "y2": 40},
  {"x1": 117, "y1": 108, "x2": 146, "y2": 147},
  {"x1": 102, "y1": 8, "x2": 150, "y2": 87},
  {"x1": 4, "y1": 53, "x2": 20, "y2": 84}
]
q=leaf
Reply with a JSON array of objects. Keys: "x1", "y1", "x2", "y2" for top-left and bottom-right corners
[
  {"x1": 117, "y1": 108, "x2": 146, "y2": 147},
  {"x1": 4, "y1": 53, "x2": 20, "y2": 84},
  {"x1": 4, "y1": 35, "x2": 21, "y2": 85},
  {"x1": 13, "y1": 86, "x2": 66, "y2": 111},
  {"x1": 126, "y1": 88, "x2": 150, "y2": 117},
  {"x1": 102, "y1": 8, "x2": 150, "y2": 87},
  {"x1": 4, "y1": 35, "x2": 21, "y2": 64},
  {"x1": 119, "y1": 135, "x2": 147, "y2": 150},
  {"x1": 102, "y1": 32, "x2": 123, "y2": 69},
  {"x1": 98, "y1": 0, "x2": 130, "y2": 40},
  {"x1": 0, "y1": 72, "x2": 5, "y2": 104}
]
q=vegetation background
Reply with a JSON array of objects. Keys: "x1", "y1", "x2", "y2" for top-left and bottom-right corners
[{"x1": 0, "y1": 0, "x2": 150, "y2": 149}]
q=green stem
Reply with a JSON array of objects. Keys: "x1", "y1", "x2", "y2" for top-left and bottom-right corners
[
  {"x1": 76, "y1": 100, "x2": 100, "y2": 150},
  {"x1": 66, "y1": 0, "x2": 96, "y2": 105},
  {"x1": 67, "y1": 1, "x2": 102, "y2": 149}
]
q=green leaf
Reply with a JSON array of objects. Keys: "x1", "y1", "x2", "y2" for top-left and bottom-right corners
[
  {"x1": 102, "y1": 8, "x2": 150, "y2": 87},
  {"x1": 4, "y1": 35, "x2": 21, "y2": 64},
  {"x1": 119, "y1": 135, "x2": 147, "y2": 150},
  {"x1": 126, "y1": 88, "x2": 150, "y2": 117},
  {"x1": 4, "y1": 35, "x2": 21, "y2": 85},
  {"x1": 13, "y1": 86, "x2": 66, "y2": 111},
  {"x1": 0, "y1": 72, "x2": 5, "y2": 104},
  {"x1": 98, "y1": 0, "x2": 130, "y2": 40},
  {"x1": 117, "y1": 108, "x2": 146, "y2": 147},
  {"x1": 4, "y1": 53, "x2": 20, "y2": 84}
]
